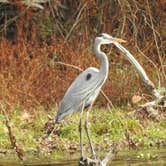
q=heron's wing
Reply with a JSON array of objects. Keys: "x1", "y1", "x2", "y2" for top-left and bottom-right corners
[{"x1": 56, "y1": 67, "x2": 101, "y2": 120}]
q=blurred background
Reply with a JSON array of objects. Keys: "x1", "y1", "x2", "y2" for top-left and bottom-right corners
[{"x1": 0, "y1": 0, "x2": 165, "y2": 111}]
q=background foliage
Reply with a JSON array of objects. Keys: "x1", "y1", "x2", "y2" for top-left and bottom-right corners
[{"x1": 0, "y1": 0, "x2": 165, "y2": 111}]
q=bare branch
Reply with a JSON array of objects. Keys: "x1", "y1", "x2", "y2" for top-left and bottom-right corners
[
  {"x1": 146, "y1": 0, "x2": 166, "y2": 81},
  {"x1": 114, "y1": 42, "x2": 162, "y2": 98},
  {"x1": 65, "y1": 1, "x2": 87, "y2": 41},
  {"x1": 0, "y1": 103, "x2": 24, "y2": 160},
  {"x1": 102, "y1": 143, "x2": 119, "y2": 166}
]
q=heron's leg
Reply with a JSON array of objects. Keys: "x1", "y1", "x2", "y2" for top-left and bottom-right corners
[
  {"x1": 79, "y1": 102, "x2": 85, "y2": 158},
  {"x1": 84, "y1": 104, "x2": 96, "y2": 158}
]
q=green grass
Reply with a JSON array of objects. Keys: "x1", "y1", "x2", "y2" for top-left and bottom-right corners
[{"x1": 0, "y1": 105, "x2": 165, "y2": 158}]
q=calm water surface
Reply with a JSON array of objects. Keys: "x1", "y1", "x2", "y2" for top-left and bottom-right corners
[{"x1": 0, "y1": 148, "x2": 165, "y2": 166}]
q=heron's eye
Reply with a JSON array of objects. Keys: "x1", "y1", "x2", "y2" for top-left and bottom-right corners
[{"x1": 86, "y1": 73, "x2": 92, "y2": 81}]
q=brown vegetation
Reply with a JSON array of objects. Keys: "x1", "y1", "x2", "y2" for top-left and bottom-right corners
[{"x1": 0, "y1": 0, "x2": 165, "y2": 111}]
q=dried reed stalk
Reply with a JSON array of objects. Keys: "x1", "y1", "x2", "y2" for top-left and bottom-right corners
[{"x1": 0, "y1": 102, "x2": 24, "y2": 160}]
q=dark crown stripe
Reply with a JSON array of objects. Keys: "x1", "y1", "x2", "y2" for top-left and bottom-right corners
[{"x1": 97, "y1": 33, "x2": 103, "y2": 37}]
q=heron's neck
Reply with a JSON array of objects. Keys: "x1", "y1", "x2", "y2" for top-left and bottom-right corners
[{"x1": 94, "y1": 42, "x2": 109, "y2": 78}]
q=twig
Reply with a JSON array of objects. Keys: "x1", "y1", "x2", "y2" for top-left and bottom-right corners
[
  {"x1": 125, "y1": 129, "x2": 137, "y2": 150},
  {"x1": 100, "y1": 90, "x2": 115, "y2": 109},
  {"x1": 0, "y1": 6, "x2": 31, "y2": 34},
  {"x1": 146, "y1": 0, "x2": 166, "y2": 81},
  {"x1": 56, "y1": 61, "x2": 83, "y2": 72},
  {"x1": 65, "y1": 1, "x2": 87, "y2": 41},
  {"x1": 0, "y1": 103, "x2": 24, "y2": 160}
]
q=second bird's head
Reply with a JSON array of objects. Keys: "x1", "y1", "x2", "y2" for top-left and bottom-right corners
[{"x1": 95, "y1": 33, "x2": 126, "y2": 45}]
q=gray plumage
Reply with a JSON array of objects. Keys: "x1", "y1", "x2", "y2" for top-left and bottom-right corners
[{"x1": 56, "y1": 33, "x2": 126, "y2": 122}]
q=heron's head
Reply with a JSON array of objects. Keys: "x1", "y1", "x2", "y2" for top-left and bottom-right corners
[{"x1": 95, "y1": 33, "x2": 126, "y2": 45}]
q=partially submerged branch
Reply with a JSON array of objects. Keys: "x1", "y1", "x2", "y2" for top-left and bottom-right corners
[
  {"x1": 79, "y1": 143, "x2": 119, "y2": 166},
  {"x1": 102, "y1": 143, "x2": 119, "y2": 166}
]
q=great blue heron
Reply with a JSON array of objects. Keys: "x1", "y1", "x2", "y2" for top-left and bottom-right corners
[{"x1": 56, "y1": 33, "x2": 126, "y2": 159}]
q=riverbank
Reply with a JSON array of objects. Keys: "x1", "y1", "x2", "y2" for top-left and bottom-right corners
[{"x1": 0, "y1": 105, "x2": 165, "y2": 162}]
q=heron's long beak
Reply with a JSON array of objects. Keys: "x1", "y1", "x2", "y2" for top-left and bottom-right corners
[{"x1": 112, "y1": 37, "x2": 126, "y2": 43}]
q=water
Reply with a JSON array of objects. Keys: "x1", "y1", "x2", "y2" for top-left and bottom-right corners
[{"x1": 0, "y1": 148, "x2": 165, "y2": 166}]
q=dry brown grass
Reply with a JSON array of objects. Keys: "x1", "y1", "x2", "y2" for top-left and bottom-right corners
[{"x1": 0, "y1": 0, "x2": 165, "y2": 111}]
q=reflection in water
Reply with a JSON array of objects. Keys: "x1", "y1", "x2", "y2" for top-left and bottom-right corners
[{"x1": 0, "y1": 148, "x2": 166, "y2": 166}]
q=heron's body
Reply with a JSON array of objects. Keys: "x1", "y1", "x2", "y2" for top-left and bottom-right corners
[
  {"x1": 56, "y1": 66, "x2": 109, "y2": 121},
  {"x1": 55, "y1": 33, "x2": 125, "y2": 158},
  {"x1": 56, "y1": 36, "x2": 110, "y2": 122}
]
